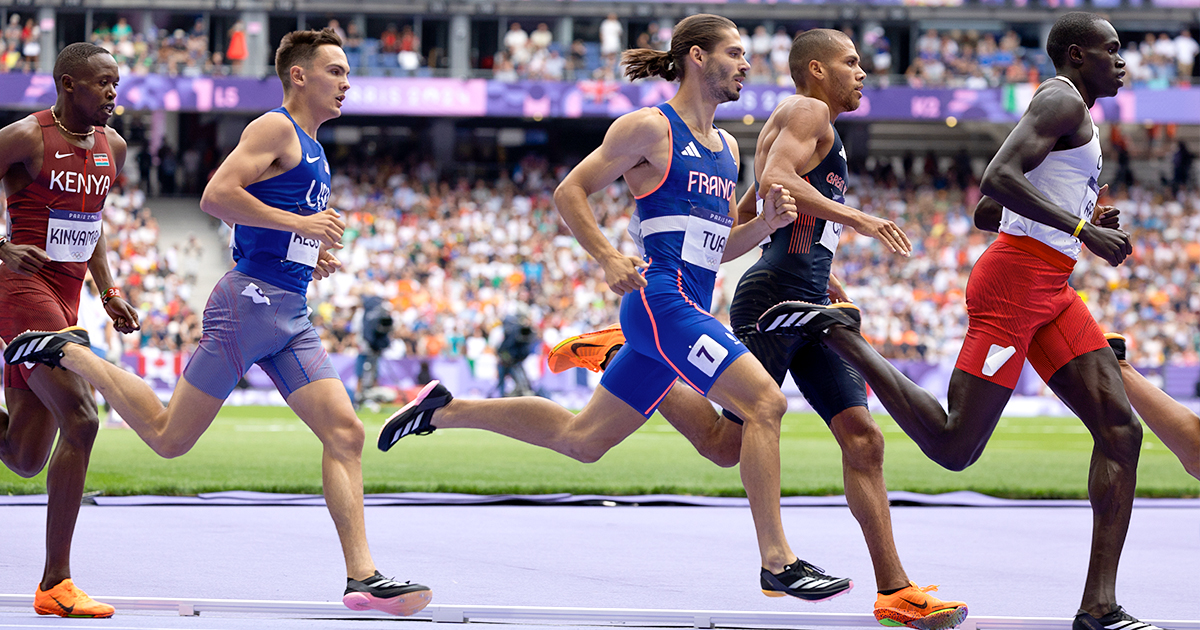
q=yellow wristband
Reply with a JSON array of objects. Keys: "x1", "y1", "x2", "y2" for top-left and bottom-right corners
[{"x1": 1072, "y1": 217, "x2": 1086, "y2": 238}]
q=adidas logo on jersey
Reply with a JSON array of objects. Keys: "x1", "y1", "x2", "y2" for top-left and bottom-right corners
[{"x1": 680, "y1": 142, "x2": 703, "y2": 158}]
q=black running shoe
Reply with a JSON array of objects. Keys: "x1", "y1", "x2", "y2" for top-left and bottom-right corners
[
  {"x1": 1073, "y1": 606, "x2": 1170, "y2": 630},
  {"x1": 343, "y1": 571, "x2": 432, "y2": 616},
  {"x1": 760, "y1": 558, "x2": 853, "y2": 602},
  {"x1": 4, "y1": 327, "x2": 90, "y2": 369},
  {"x1": 1105, "y1": 333, "x2": 1127, "y2": 362},
  {"x1": 756, "y1": 301, "x2": 862, "y2": 340},
  {"x1": 377, "y1": 380, "x2": 453, "y2": 451}
]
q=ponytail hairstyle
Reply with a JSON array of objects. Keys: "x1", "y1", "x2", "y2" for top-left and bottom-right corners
[{"x1": 623, "y1": 14, "x2": 737, "y2": 82}]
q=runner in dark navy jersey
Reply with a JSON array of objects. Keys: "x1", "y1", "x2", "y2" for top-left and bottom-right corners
[{"x1": 7, "y1": 30, "x2": 431, "y2": 617}]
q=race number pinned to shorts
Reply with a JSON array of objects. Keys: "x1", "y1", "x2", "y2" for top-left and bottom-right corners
[
  {"x1": 286, "y1": 232, "x2": 321, "y2": 268},
  {"x1": 682, "y1": 207, "x2": 733, "y2": 272},
  {"x1": 45, "y1": 208, "x2": 102, "y2": 262},
  {"x1": 687, "y1": 333, "x2": 729, "y2": 377},
  {"x1": 818, "y1": 220, "x2": 843, "y2": 255}
]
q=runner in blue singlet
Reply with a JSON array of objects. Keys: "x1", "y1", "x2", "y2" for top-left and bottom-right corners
[
  {"x1": 10, "y1": 29, "x2": 432, "y2": 617},
  {"x1": 373, "y1": 14, "x2": 855, "y2": 602}
]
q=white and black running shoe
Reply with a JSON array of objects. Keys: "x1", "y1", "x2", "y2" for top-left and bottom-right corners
[
  {"x1": 4, "y1": 327, "x2": 90, "y2": 369},
  {"x1": 377, "y1": 380, "x2": 453, "y2": 451},
  {"x1": 760, "y1": 558, "x2": 853, "y2": 602},
  {"x1": 756, "y1": 301, "x2": 862, "y2": 340},
  {"x1": 343, "y1": 571, "x2": 432, "y2": 616},
  {"x1": 1073, "y1": 606, "x2": 1171, "y2": 630}
]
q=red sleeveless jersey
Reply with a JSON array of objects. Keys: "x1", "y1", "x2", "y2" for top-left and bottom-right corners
[{"x1": 4, "y1": 109, "x2": 116, "y2": 301}]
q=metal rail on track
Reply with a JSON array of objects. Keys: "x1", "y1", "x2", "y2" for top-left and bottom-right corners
[{"x1": 0, "y1": 595, "x2": 1196, "y2": 630}]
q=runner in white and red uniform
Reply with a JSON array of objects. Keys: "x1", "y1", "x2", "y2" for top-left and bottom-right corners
[
  {"x1": 754, "y1": 13, "x2": 1171, "y2": 630},
  {"x1": 0, "y1": 42, "x2": 137, "y2": 619}
]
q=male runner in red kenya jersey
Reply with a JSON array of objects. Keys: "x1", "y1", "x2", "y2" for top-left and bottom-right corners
[{"x1": 0, "y1": 42, "x2": 139, "y2": 618}]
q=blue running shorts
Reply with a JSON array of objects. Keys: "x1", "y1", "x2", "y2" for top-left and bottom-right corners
[
  {"x1": 600, "y1": 285, "x2": 747, "y2": 418},
  {"x1": 183, "y1": 270, "x2": 339, "y2": 399}
]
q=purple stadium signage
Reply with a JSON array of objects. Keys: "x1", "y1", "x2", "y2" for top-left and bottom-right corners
[{"x1": 0, "y1": 74, "x2": 1195, "y2": 123}]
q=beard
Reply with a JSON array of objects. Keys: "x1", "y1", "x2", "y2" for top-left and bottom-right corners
[{"x1": 703, "y1": 63, "x2": 741, "y2": 103}]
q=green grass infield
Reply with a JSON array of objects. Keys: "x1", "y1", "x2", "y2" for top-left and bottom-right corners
[{"x1": 2, "y1": 406, "x2": 1196, "y2": 499}]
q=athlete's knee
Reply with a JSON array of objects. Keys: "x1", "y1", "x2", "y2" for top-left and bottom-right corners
[
  {"x1": 837, "y1": 419, "x2": 885, "y2": 471},
  {"x1": 319, "y1": 414, "x2": 367, "y2": 461},
  {"x1": 738, "y1": 390, "x2": 788, "y2": 430},
  {"x1": 4, "y1": 444, "x2": 52, "y2": 477},
  {"x1": 1095, "y1": 410, "x2": 1142, "y2": 465},
  {"x1": 566, "y1": 436, "x2": 617, "y2": 464},
  {"x1": 55, "y1": 408, "x2": 100, "y2": 451}
]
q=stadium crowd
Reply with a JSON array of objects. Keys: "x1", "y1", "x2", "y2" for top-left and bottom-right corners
[
  {"x1": 1, "y1": 11, "x2": 1195, "y2": 87},
  {"x1": 282, "y1": 153, "x2": 1198, "y2": 370}
]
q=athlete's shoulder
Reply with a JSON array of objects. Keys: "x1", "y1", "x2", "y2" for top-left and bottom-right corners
[
  {"x1": 718, "y1": 127, "x2": 740, "y2": 162},
  {"x1": 610, "y1": 106, "x2": 669, "y2": 135},
  {"x1": 603, "y1": 106, "x2": 669, "y2": 153},
  {"x1": 771, "y1": 95, "x2": 831, "y2": 137},
  {"x1": 102, "y1": 126, "x2": 127, "y2": 152},
  {"x1": 0, "y1": 114, "x2": 44, "y2": 154},
  {"x1": 1027, "y1": 79, "x2": 1088, "y2": 123}
]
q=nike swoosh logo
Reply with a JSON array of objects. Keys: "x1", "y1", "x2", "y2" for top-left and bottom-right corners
[
  {"x1": 55, "y1": 151, "x2": 73, "y2": 159},
  {"x1": 570, "y1": 342, "x2": 604, "y2": 354},
  {"x1": 305, "y1": 154, "x2": 320, "y2": 163},
  {"x1": 899, "y1": 597, "x2": 928, "y2": 609},
  {"x1": 51, "y1": 595, "x2": 74, "y2": 615}
]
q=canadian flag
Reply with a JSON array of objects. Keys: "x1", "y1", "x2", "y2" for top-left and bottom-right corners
[{"x1": 137, "y1": 348, "x2": 183, "y2": 388}]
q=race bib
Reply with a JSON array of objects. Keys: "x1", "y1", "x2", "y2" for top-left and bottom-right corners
[
  {"x1": 285, "y1": 232, "x2": 321, "y2": 267},
  {"x1": 45, "y1": 208, "x2": 101, "y2": 262},
  {"x1": 681, "y1": 207, "x2": 733, "y2": 272},
  {"x1": 1077, "y1": 176, "x2": 1100, "y2": 232},
  {"x1": 818, "y1": 220, "x2": 843, "y2": 255}
]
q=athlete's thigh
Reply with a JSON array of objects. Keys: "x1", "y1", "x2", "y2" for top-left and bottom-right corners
[
  {"x1": 258, "y1": 324, "x2": 341, "y2": 399},
  {"x1": 2, "y1": 386, "x2": 58, "y2": 473},
  {"x1": 706, "y1": 352, "x2": 784, "y2": 423},
  {"x1": 788, "y1": 340, "x2": 868, "y2": 426},
  {"x1": 720, "y1": 330, "x2": 796, "y2": 424},
  {"x1": 158, "y1": 376, "x2": 227, "y2": 448},
  {"x1": 571, "y1": 384, "x2": 660, "y2": 447},
  {"x1": 1045, "y1": 347, "x2": 1132, "y2": 432},
  {"x1": 285, "y1": 377, "x2": 359, "y2": 441},
  {"x1": 1026, "y1": 291, "x2": 1109, "y2": 384}
]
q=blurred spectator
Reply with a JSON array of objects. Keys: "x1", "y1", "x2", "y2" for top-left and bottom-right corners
[
  {"x1": 380, "y1": 23, "x2": 400, "y2": 55},
  {"x1": 398, "y1": 25, "x2": 421, "y2": 72},
  {"x1": 1176, "y1": 29, "x2": 1198, "y2": 81},
  {"x1": 505, "y1": 22, "x2": 530, "y2": 67},
  {"x1": 530, "y1": 23, "x2": 553, "y2": 51},
  {"x1": 600, "y1": 13, "x2": 623, "y2": 58},
  {"x1": 225, "y1": 21, "x2": 247, "y2": 73}
]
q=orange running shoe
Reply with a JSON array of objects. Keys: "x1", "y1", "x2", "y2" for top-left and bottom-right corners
[
  {"x1": 34, "y1": 579, "x2": 115, "y2": 618},
  {"x1": 547, "y1": 324, "x2": 626, "y2": 374},
  {"x1": 874, "y1": 582, "x2": 967, "y2": 630}
]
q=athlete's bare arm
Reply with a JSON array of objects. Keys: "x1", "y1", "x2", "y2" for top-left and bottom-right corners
[
  {"x1": 0, "y1": 116, "x2": 50, "y2": 275},
  {"x1": 553, "y1": 108, "x2": 668, "y2": 296},
  {"x1": 979, "y1": 85, "x2": 1131, "y2": 266},
  {"x1": 759, "y1": 97, "x2": 910, "y2": 256},
  {"x1": 83, "y1": 127, "x2": 139, "y2": 333},
  {"x1": 725, "y1": 126, "x2": 797, "y2": 261},
  {"x1": 200, "y1": 112, "x2": 344, "y2": 248},
  {"x1": 976, "y1": 183, "x2": 1120, "y2": 234}
]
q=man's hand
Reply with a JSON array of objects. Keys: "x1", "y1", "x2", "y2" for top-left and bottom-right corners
[
  {"x1": 853, "y1": 213, "x2": 912, "y2": 257},
  {"x1": 0, "y1": 242, "x2": 50, "y2": 275},
  {"x1": 827, "y1": 272, "x2": 851, "y2": 304},
  {"x1": 1092, "y1": 185, "x2": 1120, "y2": 230},
  {"x1": 1081, "y1": 223, "x2": 1132, "y2": 267},
  {"x1": 104, "y1": 297, "x2": 141, "y2": 334},
  {"x1": 601, "y1": 254, "x2": 648, "y2": 296},
  {"x1": 295, "y1": 208, "x2": 345, "y2": 248},
  {"x1": 313, "y1": 243, "x2": 343, "y2": 281},
  {"x1": 760, "y1": 184, "x2": 798, "y2": 231}
]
